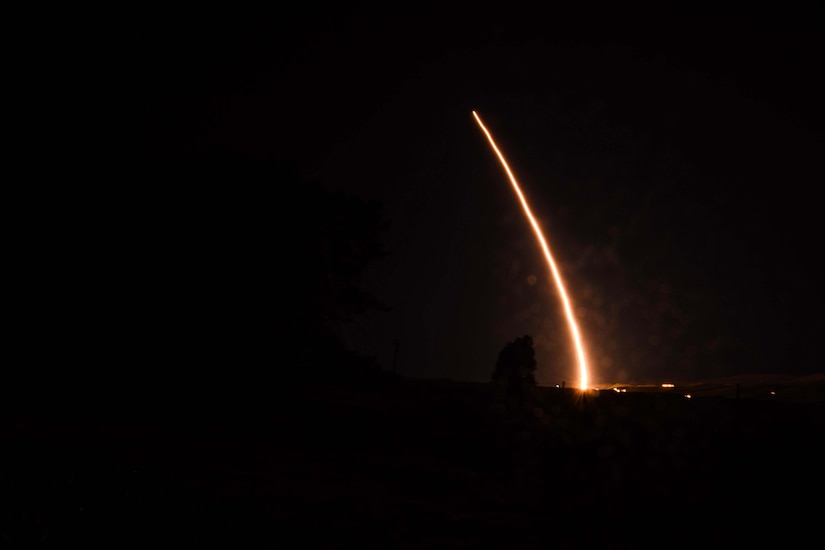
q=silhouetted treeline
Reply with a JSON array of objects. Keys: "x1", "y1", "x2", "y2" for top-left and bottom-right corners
[{"x1": 13, "y1": 147, "x2": 390, "y2": 410}]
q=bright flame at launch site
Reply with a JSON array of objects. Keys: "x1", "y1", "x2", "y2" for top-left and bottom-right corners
[{"x1": 472, "y1": 110, "x2": 590, "y2": 390}]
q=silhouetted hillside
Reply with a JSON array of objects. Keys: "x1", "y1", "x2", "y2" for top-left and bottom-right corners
[{"x1": 3, "y1": 374, "x2": 823, "y2": 546}]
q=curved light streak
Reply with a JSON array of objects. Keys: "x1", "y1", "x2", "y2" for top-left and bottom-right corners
[{"x1": 472, "y1": 110, "x2": 590, "y2": 389}]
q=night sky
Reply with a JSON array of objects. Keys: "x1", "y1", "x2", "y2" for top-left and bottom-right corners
[{"x1": 29, "y1": 3, "x2": 825, "y2": 393}]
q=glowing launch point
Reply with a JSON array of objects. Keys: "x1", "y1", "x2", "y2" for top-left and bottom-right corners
[{"x1": 472, "y1": 110, "x2": 590, "y2": 390}]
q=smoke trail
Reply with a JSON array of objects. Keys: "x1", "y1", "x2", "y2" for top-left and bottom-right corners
[{"x1": 472, "y1": 110, "x2": 590, "y2": 389}]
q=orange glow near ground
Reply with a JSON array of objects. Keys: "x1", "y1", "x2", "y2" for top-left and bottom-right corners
[{"x1": 472, "y1": 110, "x2": 590, "y2": 390}]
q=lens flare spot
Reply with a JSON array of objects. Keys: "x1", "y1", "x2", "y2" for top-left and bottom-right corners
[{"x1": 527, "y1": 274, "x2": 538, "y2": 285}]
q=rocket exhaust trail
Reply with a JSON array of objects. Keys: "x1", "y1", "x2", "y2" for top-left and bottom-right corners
[{"x1": 472, "y1": 110, "x2": 590, "y2": 390}]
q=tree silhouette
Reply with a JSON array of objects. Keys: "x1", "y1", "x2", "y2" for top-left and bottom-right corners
[
  {"x1": 55, "y1": 147, "x2": 393, "y2": 399},
  {"x1": 492, "y1": 335, "x2": 538, "y2": 410},
  {"x1": 273, "y1": 177, "x2": 391, "y2": 368}
]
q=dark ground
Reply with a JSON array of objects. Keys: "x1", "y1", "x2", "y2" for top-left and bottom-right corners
[{"x1": 3, "y1": 373, "x2": 824, "y2": 548}]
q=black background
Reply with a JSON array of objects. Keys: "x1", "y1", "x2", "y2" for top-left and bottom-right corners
[
  {"x1": 6, "y1": 5, "x2": 825, "y2": 546},
  {"x1": 19, "y1": 2, "x2": 825, "y2": 394}
]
